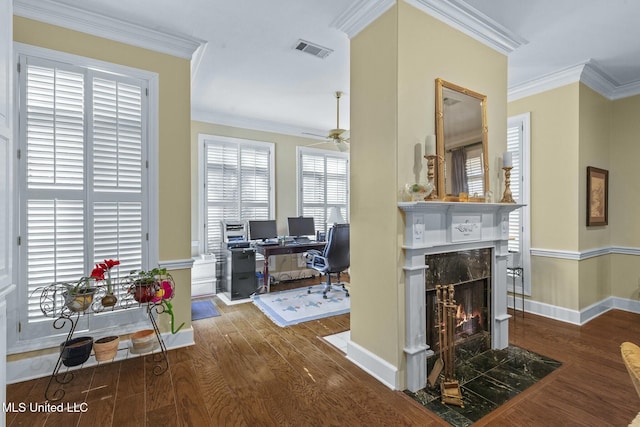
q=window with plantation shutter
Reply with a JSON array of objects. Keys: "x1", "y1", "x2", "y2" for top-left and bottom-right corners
[
  {"x1": 507, "y1": 124, "x2": 522, "y2": 253},
  {"x1": 506, "y1": 112, "x2": 531, "y2": 296},
  {"x1": 202, "y1": 136, "x2": 274, "y2": 256},
  {"x1": 16, "y1": 50, "x2": 153, "y2": 342},
  {"x1": 297, "y1": 147, "x2": 349, "y2": 234}
]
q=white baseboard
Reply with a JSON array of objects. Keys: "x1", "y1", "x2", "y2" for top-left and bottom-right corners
[
  {"x1": 346, "y1": 339, "x2": 399, "y2": 390},
  {"x1": 6, "y1": 327, "x2": 194, "y2": 384},
  {"x1": 509, "y1": 295, "x2": 640, "y2": 326}
]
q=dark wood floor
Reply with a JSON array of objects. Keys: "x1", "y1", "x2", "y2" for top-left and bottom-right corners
[{"x1": 6, "y1": 278, "x2": 640, "y2": 426}]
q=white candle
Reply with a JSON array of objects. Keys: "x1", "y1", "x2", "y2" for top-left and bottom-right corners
[
  {"x1": 503, "y1": 151, "x2": 513, "y2": 168},
  {"x1": 425, "y1": 135, "x2": 436, "y2": 156}
]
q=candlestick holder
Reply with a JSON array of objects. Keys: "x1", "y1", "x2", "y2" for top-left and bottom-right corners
[
  {"x1": 500, "y1": 166, "x2": 515, "y2": 203},
  {"x1": 424, "y1": 155, "x2": 438, "y2": 200}
]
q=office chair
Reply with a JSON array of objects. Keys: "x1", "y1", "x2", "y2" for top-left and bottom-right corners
[{"x1": 306, "y1": 223, "x2": 350, "y2": 299}]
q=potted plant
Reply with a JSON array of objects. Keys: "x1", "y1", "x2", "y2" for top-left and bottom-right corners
[
  {"x1": 91, "y1": 259, "x2": 120, "y2": 307},
  {"x1": 61, "y1": 277, "x2": 97, "y2": 313},
  {"x1": 126, "y1": 268, "x2": 184, "y2": 334},
  {"x1": 126, "y1": 267, "x2": 165, "y2": 303}
]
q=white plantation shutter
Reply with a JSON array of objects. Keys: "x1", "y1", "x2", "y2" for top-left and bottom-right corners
[
  {"x1": 507, "y1": 123, "x2": 522, "y2": 252},
  {"x1": 24, "y1": 60, "x2": 86, "y2": 327},
  {"x1": 18, "y1": 54, "x2": 149, "y2": 340},
  {"x1": 465, "y1": 145, "x2": 484, "y2": 197},
  {"x1": 92, "y1": 77, "x2": 143, "y2": 193},
  {"x1": 298, "y1": 147, "x2": 349, "y2": 233},
  {"x1": 204, "y1": 138, "x2": 273, "y2": 255},
  {"x1": 92, "y1": 73, "x2": 145, "y2": 287}
]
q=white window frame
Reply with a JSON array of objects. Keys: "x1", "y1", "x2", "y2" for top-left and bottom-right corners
[
  {"x1": 197, "y1": 134, "x2": 275, "y2": 255},
  {"x1": 296, "y1": 146, "x2": 349, "y2": 234},
  {"x1": 507, "y1": 112, "x2": 531, "y2": 296},
  {"x1": 9, "y1": 43, "x2": 159, "y2": 353}
]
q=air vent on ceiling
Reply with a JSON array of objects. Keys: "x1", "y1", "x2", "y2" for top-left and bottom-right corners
[{"x1": 294, "y1": 39, "x2": 333, "y2": 59}]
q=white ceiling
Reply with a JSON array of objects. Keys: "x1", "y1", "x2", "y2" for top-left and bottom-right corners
[{"x1": 23, "y1": 0, "x2": 640, "y2": 139}]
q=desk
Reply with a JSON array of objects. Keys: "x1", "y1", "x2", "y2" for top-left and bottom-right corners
[{"x1": 255, "y1": 241, "x2": 326, "y2": 293}]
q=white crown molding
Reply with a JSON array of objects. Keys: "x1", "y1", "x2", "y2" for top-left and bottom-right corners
[
  {"x1": 331, "y1": 0, "x2": 396, "y2": 39},
  {"x1": 403, "y1": 0, "x2": 527, "y2": 55},
  {"x1": 191, "y1": 109, "x2": 329, "y2": 141},
  {"x1": 331, "y1": 0, "x2": 527, "y2": 53},
  {"x1": 508, "y1": 60, "x2": 640, "y2": 102},
  {"x1": 580, "y1": 60, "x2": 618, "y2": 98},
  {"x1": 508, "y1": 62, "x2": 586, "y2": 102},
  {"x1": 13, "y1": 0, "x2": 204, "y2": 60},
  {"x1": 611, "y1": 79, "x2": 640, "y2": 100}
]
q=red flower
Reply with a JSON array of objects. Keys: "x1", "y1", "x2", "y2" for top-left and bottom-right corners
[
  {"x1": 104, "y1": 259, "x2": 120, "y2": 270},
  {"x1": 90, "y1": 266, "x2": 105, "y2": 281}
]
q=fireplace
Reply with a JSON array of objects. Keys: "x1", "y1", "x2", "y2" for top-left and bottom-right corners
[
  {"x1": 399, "y1": 201, "x2": 522, "y2": 392},
  {"x1": 425, "y1": 249, "x2": 491, "y2": 355}
]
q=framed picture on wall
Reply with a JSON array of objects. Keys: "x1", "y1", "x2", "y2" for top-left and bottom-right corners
[{"x1": 587, "y1": 166, "x2": 608, "y2": 226}]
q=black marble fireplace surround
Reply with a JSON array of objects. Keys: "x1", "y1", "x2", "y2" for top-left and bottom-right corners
[{"x1": 425, "y1": 249, "x2": 491, "y2": 356}]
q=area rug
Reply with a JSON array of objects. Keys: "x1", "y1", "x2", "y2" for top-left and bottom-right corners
[
  {"x1": 252, "y1": 285, "x2": 350, "y2": 327},
  {"x1": 191, "y1": 300, "x2": 220, "y2": 320},
  {"x1": 405, "y1": 343, "x2": 561, "y2": 427}
]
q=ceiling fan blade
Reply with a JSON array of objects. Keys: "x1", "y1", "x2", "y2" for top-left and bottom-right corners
[
  {"x1": 302, "y1": 131, "x2": 329, "y2": 139},
  {"x1": 336, "y1": 141, "x2": 349, "y2": 152},
  {"x1": 306, "y1": 140, "x2": 331, "y2": 147}
]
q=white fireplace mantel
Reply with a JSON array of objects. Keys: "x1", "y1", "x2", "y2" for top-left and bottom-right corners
[{"x1": 398, "y1": 201, "x2": 523, "y2": 392}]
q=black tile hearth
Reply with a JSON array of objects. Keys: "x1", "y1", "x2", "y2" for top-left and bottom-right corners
[{"x1": 405, "y1": 344, "x2": 562, "y2": 427}]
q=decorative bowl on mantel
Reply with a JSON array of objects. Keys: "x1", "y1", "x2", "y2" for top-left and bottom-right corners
[{"x1": 406, "y1": 183, "x2": 434, "y2": 201}]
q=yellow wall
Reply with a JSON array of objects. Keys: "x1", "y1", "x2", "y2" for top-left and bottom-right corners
[
  {"x1": 509, "y1": 84, "x2": 640, "y2": 311},
  {"x1": 610, "y1": 94, "x2": 640, "y2": 301},
  {"x1": 350, "y1": 3, "x2": 399, "y2": 367},
  {"x1": 578, "y1": 84, "x2": 611, "y2": 250},
  {"x1": 610, "y1": 95, "x2": 640, "y2": 246},
  {"x1": 508, "y1": 84, "x2": 581, "y2": 309},
  {"x1": 14, "y1": 17, "x2": 193, "y2": 334},
  {"x1": 577, "y1": 85, "x2": 612, "y2": 308},
  {"x1": 350, "y1": 1, "x2": 508, "y2": 387},
  {"x1": 509, "y1": 84, "x2": 580, "y2": 251}
]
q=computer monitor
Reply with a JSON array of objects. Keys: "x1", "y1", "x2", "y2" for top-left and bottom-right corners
[
  {"x1": 248, "y1": 220, "x2": 278, "y2": 241},
  {"x1": 287, "y1": 217, "x2": 315, "y2": 238}
]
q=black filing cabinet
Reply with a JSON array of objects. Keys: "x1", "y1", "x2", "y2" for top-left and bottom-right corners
[{"x1": 222, "y1": 247, "x2": 256, "y2": 300}]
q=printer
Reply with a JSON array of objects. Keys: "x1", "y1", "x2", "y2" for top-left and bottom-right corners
[{"x1": 221, "y1": 220, "x2": 250, "y2": 249}]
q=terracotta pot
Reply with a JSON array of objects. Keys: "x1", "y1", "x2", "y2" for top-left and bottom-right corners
[
  {"x1": 131, "y1": 282, "x2": 157, "y2": 303},
  {"x1": 60, "y1": 336, "x2": 93, "y2": 367},
  {"x1": 94, "y1": 336, "x2": 120, "y2": 362},
  {"x1": 130, "y1": 329, "x2": 158, "y2": 354}
]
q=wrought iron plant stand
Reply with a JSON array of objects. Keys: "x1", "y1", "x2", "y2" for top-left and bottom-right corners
[{"x1": 38, "y1": 275, "x2": 174, "y2": 402}]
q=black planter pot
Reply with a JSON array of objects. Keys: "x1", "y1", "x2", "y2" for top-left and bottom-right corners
[{"x1": 60, "y1": 336, "x2": 93, "y2": 367}]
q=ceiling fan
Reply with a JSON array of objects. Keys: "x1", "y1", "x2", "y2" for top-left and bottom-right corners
[{"x1": 304, "y1": 91, "x2": 350, "y2": 152}]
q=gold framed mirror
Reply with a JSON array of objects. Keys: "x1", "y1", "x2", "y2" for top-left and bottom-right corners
[{"x1": 435, "y1": 78, "x2": 488, "y2": 200}]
